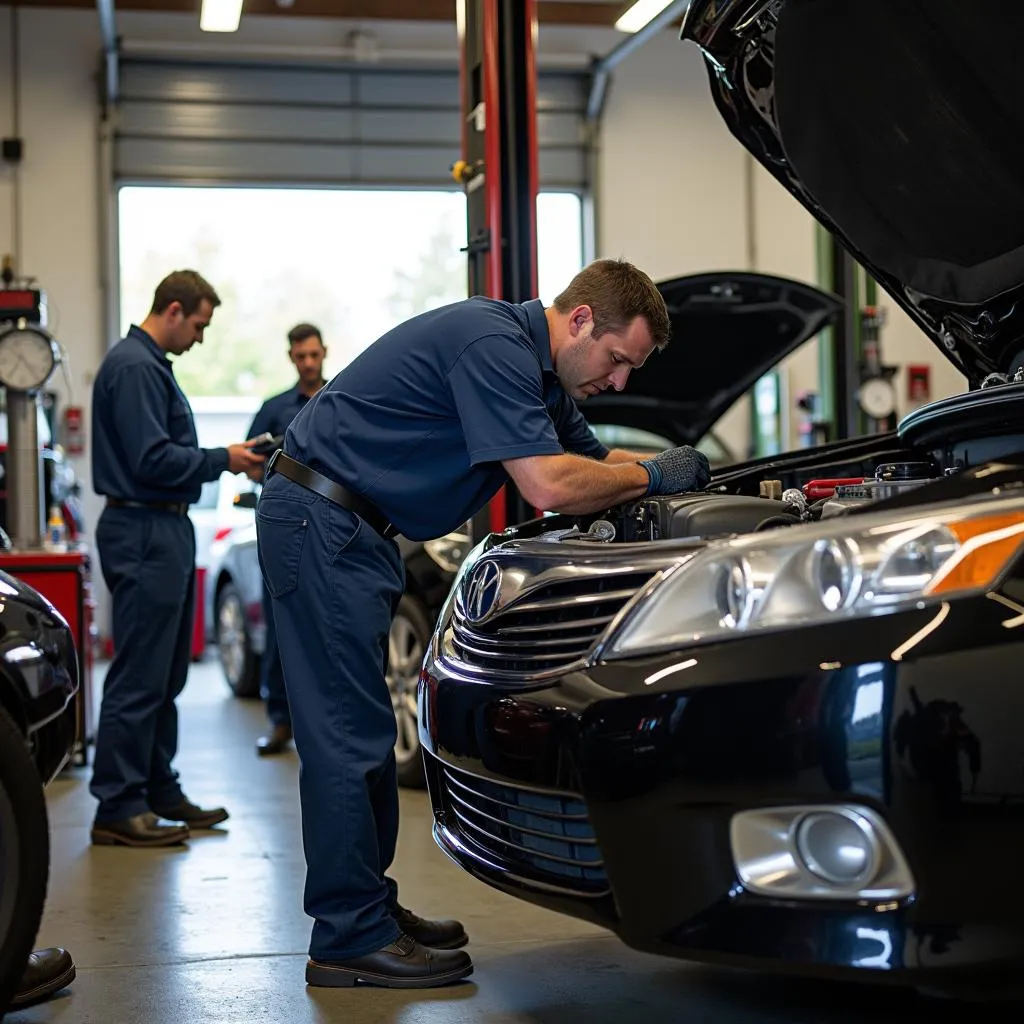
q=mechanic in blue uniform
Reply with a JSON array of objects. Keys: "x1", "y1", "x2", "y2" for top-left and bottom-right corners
[
  {"x1": 246, "y1": 322, "x2": 328, "y2": 756},
  {"x1": 257, "y1": 258, "x2": 710, "y2": 989},
  {"x1": 90, "y1": 270, "x2": 266, "y2": 848}
]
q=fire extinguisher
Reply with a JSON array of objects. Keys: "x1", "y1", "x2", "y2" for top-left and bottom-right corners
[{"x1": 63, "y1": 406, "x2": 85, "y2": 455}]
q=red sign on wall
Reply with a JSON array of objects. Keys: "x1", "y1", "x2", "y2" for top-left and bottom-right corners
[
  {"x1": 907, "y1": 364, "x2": 931, "y2": 403},
  {"x1": 63, "y1": 406, "x2": 85, "y2": 455}
]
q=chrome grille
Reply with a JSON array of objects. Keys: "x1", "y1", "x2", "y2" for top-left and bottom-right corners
[
  {"x1": 440, "y1": 764, "x2": 608, "y2": 895},
  {"x1": 449, "y1": 569, "x2": 656, "y2": 677}
]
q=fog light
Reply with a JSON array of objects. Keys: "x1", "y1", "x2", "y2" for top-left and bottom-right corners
[
  {"x1": 730, "y1": 804, "x2": 915, "y2": 901},
  {"x1": 795, "y1": 810, "x2": 878, "y2": 886}
]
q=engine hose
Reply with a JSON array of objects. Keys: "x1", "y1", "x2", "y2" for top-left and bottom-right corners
[{"x1": 754, "y1": 514, "x2": 802, "y2": 531}]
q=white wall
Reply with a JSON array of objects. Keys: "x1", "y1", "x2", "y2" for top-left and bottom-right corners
[
  {"x1": 596, "y1": 31, "x2": 751, "y2": 454},
  {"x1": 0, "y1": 7, "x2": 108, "y2": 624},
  {"x1": 0, "y1": 8, "x2": 969, "y2": 637}
]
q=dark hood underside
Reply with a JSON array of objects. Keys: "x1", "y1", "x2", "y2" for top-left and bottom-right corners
[
  {"x1": 582, "y1": 271, "x2": 841, "y2": 446},
  {"x1": 682, "y1": 0, "x2": 1024, "y2": 386}
]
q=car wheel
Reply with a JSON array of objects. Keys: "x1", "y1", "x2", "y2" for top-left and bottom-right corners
[
  {"x1": 216, "y1": 581, "x2": 260, "y2": 699},
  {"x1": 388, "y1": 595, "x2": 432, "y2": 789},
  {"x1": 0, "y1": 704, "x2": 50, "y2": 1014}
]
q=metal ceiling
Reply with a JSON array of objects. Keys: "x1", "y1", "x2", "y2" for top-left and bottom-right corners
[{"x1": 13, "y1": 0, "x2": 636, "y2": 26}]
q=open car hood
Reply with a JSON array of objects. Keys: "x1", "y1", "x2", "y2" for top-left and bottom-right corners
[
  {"x1": 583, "y1": 271, "x2": 841, "y2": 446},
  {"x1": 681, "y1": 0, "x2": 1024, "y2": 388}
]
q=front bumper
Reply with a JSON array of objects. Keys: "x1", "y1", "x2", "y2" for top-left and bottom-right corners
[{"x1": 420, "y1": 593, "x2": 1024, "y2": 983}]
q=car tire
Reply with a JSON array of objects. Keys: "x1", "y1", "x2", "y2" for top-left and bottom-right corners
[
  {"x1": 0, "y1": 704, "x2": 50, "y2": 1015},
  {"x1": 388, "y1": 594, "x2": 432, "y2": 790},
  {"x1": 216, "y1": 581, "x2": 261, "y2": 699}
]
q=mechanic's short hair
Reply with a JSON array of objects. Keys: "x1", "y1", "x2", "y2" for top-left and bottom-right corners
[
  {"x1": 151, "y1": 270, "x2": 221, "y2": 317},
  {"x1": 553, "y1": 258, "x2": 670, "y2": 350},
  {"x1": 287, "y1": 323, "x2": 324, "y2": 348}
]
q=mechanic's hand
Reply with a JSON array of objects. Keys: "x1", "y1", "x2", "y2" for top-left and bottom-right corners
[
  {"x1": 638, "y1": 445, "x2": 712, "y2": 495},
  {"x1": 227, "y1": 440, "x2": 266, "y2": 478}
]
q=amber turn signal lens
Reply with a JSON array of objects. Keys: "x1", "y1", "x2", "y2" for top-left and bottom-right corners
[{"x1": 925, "y1": 512, "x2": 1024, "y2": 596}]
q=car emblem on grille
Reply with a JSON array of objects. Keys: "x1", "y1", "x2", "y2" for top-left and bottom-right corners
[{"x1": 463, "y1": 560, "x2": 503, "y2": 623}]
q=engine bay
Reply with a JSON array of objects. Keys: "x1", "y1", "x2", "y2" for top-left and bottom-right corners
[{"x1": 517, "y1": 460, "x2": 951, "y2": 546}]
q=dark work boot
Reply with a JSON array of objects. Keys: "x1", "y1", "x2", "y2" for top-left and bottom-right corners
[
  {"x1": 150, "y1": 798, "x2": 229, "y2": 830},
  {"x1": 391, "y1": 903, "x2": 469, "y2": 949},
  {"x1": 306, "y1": 934, "x2": 472, "y2": 989},
  {"x1": 91, "y1": 812, "x2": 190, "y2": 848},
  {"x1": 9, "y1": 948, "x2": 76, "y2": 1008},
  {"x1": 256, "y1": 723, "x2": 293, "y2": 757}
]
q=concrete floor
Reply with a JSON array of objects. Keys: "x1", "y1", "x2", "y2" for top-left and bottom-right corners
[{"x1": 7, "y1": 659, "x2": 1004, "y2": 1022}]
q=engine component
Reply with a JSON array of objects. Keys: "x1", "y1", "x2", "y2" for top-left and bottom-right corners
[
  {"x1": 802, "y1": 477, "x2": 866, "y2": 501},
  {"x1": 621, "y1": 494, "x2": 796, "y2": 541},
  {"x1": 759, "y1": 479, "x2": 783, "y2": 500},
  {"x1": 980, "y1": 368, "x2": 1024, "y2": 388},
  {"x1": 819, "y1": 497, "x2": 869, "y2": 519},
  {"x1": 584, "y1": 519, "x2": 617, "y2": 542},
  {"x1": 782, "y1": 488, "x2": 808, "y2": 514},
  {"x1": 874, "y1": 462, "x2": 937, "y2": 482},
  {"x1": 834, "y1": 461, "x2": 940, "y2": 503}
]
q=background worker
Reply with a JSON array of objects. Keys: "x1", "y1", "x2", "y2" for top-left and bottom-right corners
[
  {"x1": 257, "y1": 258, "x2": 710, "y2": 989},
  {"x1": 247, "y1": 323, "x2": 328, "y2": 756},
  {"x1": 90, "y1": 270, "x2": 266, "y2": 848}
]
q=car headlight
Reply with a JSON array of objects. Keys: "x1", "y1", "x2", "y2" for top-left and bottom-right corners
[
  {"x1": 605, "y1": 497, "x2": 1024, "y2": 658},
  {"x1": 424, "y1": 521, "x2": 473, "y2": 573}
]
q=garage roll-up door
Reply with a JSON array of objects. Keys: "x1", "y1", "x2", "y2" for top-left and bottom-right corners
[{"x1": 113, "y1": 57, "x2": 589, "y2": 190}]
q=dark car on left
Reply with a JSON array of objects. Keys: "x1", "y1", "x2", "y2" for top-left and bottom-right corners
[{"x1": 0, "y1": 565, "x2": 79, "y2": 1012}]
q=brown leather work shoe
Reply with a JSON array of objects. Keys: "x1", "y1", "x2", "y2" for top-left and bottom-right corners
[
  {"x1": 256, "y1": 723, "x2": 293, "y2": 757},
  {"x1": 10, "y1": 948, "x2": 76, "y2": 1008},
  {"x1": 305, "y1": 934, "x2": 473, "y2": 989},
  {"x1": 391, "y1": 903, "x2": 469, "y2": 949},
  {"x1": 150, "y1": 798, "x2": 229, "y2": 829},
  {"x1": 91, "y1": 811, "x2": 190, "y2": 847}
]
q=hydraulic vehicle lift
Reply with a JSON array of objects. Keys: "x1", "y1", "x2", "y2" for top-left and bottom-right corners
[{"x1": 454, "y1": 0, "x2": 541, "y2": 535}]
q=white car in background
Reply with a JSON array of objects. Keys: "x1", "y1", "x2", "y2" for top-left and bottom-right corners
[{"x1": 189, "y1": 471, "x2": 256, "y2": 572}]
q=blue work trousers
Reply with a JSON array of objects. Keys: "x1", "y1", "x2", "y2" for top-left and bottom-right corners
[
  {"x1": 256, "y1": 474, "x2": 405, "y2": 960},
  {"x1": 90, "y1": 507, "x2": 195, "y2": 821},
  {"x1": 259, "y1": 581, "x2": 291, "y2": 728}
]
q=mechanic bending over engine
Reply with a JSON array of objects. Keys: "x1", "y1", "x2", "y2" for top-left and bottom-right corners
[
  {"x1": 256, "y1": 257, "x2": 710, "y2": 990},
  {"x1": 246, "y1": 322, "x2": 329, "y2": 758},
  {"x1": 90, "y1": 270, "x2": 266, "y2": 848}
]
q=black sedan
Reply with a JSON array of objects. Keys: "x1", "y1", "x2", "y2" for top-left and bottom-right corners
[
  {"x1": 0, "y1": 568, "x2": 79, "y2": 1011},
  {"x1": 419, "y1": 0, "x2": 1024, "y2": 996}
]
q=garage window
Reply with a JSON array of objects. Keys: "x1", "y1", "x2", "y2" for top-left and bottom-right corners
[{"x1": 118, "y1": 185, "x2": 583, "y2": 403}]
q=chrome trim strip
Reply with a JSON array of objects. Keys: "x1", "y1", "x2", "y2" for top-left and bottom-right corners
[
  {"x1": 449, "y1": 805, "x2": 605, "y2": 871},
  {"x1": 442, "y1": 761, "x2": 587, "y2": 801},
  {"x1": 444, "y1": 770, "x2": 591, "y2": 823},
  {"x1": 434, "y1": 822, "x2": 611, "y2": 899},
  {"x1": 445, "y1": 788, "x2": 598, "y2": 847},
  {"x1": 451, "y1": 637, "x2": 587, "y2": 665},
  {"x1": 456, "y1": 628, "x2": 604, "y2": 650},
  {"x1": 495, "y1": 616, "x2": 616, "y2": 637},
  {"x1": 507, "y1": 587, "x2": 646, "y2": 614}
]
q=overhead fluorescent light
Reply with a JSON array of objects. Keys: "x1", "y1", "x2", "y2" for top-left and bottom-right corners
[
  {"x1": 614, "y1": 0, "x2": 676, "y2": 33},
  {"x1": 200, "y1": 0, "x2": 243, "y2": 33}
]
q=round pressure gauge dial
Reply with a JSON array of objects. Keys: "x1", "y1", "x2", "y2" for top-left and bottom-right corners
[
  {"x1": 0, "y1": 324, "x2": 60, "y2": 392},
  {"x1": 856, "y1": 377, "x2": 896, "y2": 420}
]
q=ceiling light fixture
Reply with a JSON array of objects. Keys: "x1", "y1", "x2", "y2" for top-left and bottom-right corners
[
  {"x1": 200, "y1": 0, "x2": 244, "y2": 33},
  {"x1": 614, "y1": 0, "x2": 677, "y2": 33}
]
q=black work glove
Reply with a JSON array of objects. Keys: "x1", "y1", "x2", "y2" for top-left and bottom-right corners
[{"x1": 638, "y1": 445, "x2": 712, "y2": 495}]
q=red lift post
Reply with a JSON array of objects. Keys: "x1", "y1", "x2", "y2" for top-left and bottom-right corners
[{"x1": 455, "y1": 0, "x2": 541, "y2": 536}]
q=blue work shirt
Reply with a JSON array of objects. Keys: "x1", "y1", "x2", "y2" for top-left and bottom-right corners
[
  {"x1": 247, "y1": 384, "x2": 319, "y2": 441},
  {"x1": 285, "y1": 297, "x2": 608, "y2": 541},
  {"x1": 92, "y1": 325, "x2": 229, "y2": 505}
]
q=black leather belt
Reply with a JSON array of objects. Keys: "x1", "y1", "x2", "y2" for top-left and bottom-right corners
[
  {"x1": 106, "y1": 498, "x2": 189, "y2": 516},
  {"x1": 266, "y1": 451, "x2": 398, "y2": 540}
]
